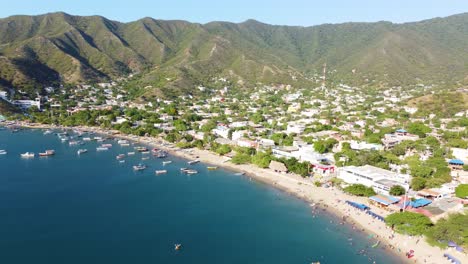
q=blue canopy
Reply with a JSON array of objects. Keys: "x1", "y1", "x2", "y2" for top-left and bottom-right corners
[
  {"x1": 396, "y1": 129, "x2": 407, "y2": 133},
  {"x1": 345, "y1": 200, "x2": 369, "y2": 210},
  {"x1": 449, "y1": 159, "x2": 464, "y2": 165},
  {"x1": 444, "y1": 253, "x2": 461, "y2": 264},
  {"x1": 410, "y1": 198, "x2": 431, "y2": 208}
]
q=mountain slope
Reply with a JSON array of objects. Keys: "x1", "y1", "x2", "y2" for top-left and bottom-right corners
[{"x1": 0, "y1": 12, "x2": 467, "y2": 96}]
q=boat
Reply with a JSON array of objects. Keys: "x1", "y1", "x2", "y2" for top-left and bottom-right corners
[
  {"x1": 60, "y1": 137, "x2": 69, "y2": 142},
  {"x1": 116, "y1": 154, "x2": 126, "y2": 160},
  {"x1": 155, "y1": 152, "x2": 167, "y2": 158},
  {"x1": 0, "y1": 150, "x2": 7, "y2": 155},
  {"x1": 127, "y1": 152, "x2": 135, "y2": 155},
  {"x1": 96, "y1": 147, "x2": 109, "y2": 151},
  {"x1": 183, "y1": 169, "x2": 198, "y2": 174},
  {"x1": 151, "y1": 148, "x2": 159, "y2": 154},
  {"x1": 180, "y1": 167, "x2": 188, "y2": 171},
  {"x1": 162, "y1": 161, "x2": 172, "y2": 165},
  {"x1": 117, "y1": 139, "x2": 129, "y2": 145},
  {"x1": 119, "y1": 160, "x2": 125, "y2": 163},
  {"x1": 135, "y1": 146, "x2": 148, "y2": 152},
  {"x1": 142, "y1": 157, "x2": 149, "y2": 160},
  {"x1": 83, "y1": 137, "x2": 92, "y2": 141},
  {"x1": 141, "y1": 151, "x2": 150, "y2": 155},
  {"x1": 120, "y1": 143, "x2": 130, "y2": 147},
  {"x1": 69, "y1": 141, "x2": 79, "y2": 146},
  {"x1": 155, "y1": 170, "x2": 167, "y2": 174},
  {"x1": 188, "y1": 160, "x2": 200, "y2": 165},
  {"x1": 39, "y1": 150, "x2": 55, "y2": 157},
  {"x1": 234, "y1": 172, "x2": 246, "y2": 176},
  {"x1": 372, "y1": 241, "x2": 380, "y2": 248},
  {"x1": 20, "y1": 152, "x2": 35, "y2": 158},
  {"x1": 175, "y1": 244, "x2": 181, "y2": 251},
  {"x1": 207, "y1": 166, "x2": 218, "y2": 170},
  {"x1": 77, "y1": 149, "x2": 88, "y2": 155},
  {"x1": 101, "y1": 144, "x2": 113, "y2": 148},
  {"x1": 43, "y1": 130, "x2": 53, "y2": 135},
  {"x1": 133, "y1": 164, "x2": 147, "y2": 171}
]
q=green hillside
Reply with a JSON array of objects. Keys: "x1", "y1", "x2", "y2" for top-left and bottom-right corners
[{"x1": 0, "y1": 12, "x2": 467, "y2": 96}]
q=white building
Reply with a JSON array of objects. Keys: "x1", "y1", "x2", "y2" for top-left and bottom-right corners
[
  {"x1": 212, "y1": 125, "x2": 230, "y2": 139},
  {"x1": 0, "y1": 91, "x2": 8, "y2": 100},
  {"x1": 12, "y1": 98, "x2": 41, "y2": 110},
  {"x1": 350, "y1": 141, "x2": 383, "y2": 151},
  {"x1": 338, "y1": 165, "x2": 410, "y2": 195},
  {"x1": 286, "y1": 123, "x2": 305, "y2": 134}
]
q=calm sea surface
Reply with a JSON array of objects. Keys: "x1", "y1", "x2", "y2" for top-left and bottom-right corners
[{"x1": 0, "y1": 128, "x2": 400, "y2": 263}]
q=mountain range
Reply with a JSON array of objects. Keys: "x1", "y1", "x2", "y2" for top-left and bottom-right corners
[{"x1": 0, "y1": 12, "x2": 467, "y2": 96}]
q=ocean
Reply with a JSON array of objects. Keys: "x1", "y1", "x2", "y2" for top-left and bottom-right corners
[{"x1": 0, "y1": 128, "x2": 400, "y2": 263}]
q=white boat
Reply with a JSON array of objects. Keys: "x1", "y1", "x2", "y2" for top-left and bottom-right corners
[
  {"x1": 155, "y1": 170, "x2": 167, "y2": 174},
  {"x1": 141, "y1": 151, "x2": 150, "y2": 155},
  {"x1": 101, "y1": 144, "x2": 113, "y2": 148},
  {"x1": 77, "y1": 149, "x2": 88, "y2": 155},
  {"x1": 162, "y1": 161, "x2": 172, "y2": 165},
  {"x1": 43, "y1": 130, "x2": 53, "y2": 135},
  {"x1": 118, "y1": 140, "x2": 129, "y2": 145},
  {"x1": 127, "y1": 152, "x2": 135, "y2": 155},
  {"x1": 119, "y1": 160, "x2": 125, "y2": 163},
  {"x1": 69, "y1": 141, "x2": 79, "y2": 146},
  {"x1": 141, "y1": 157, "x2": 149, "y2": 160},
  {"x1": 96, "y1": 147, "x2": 109, "y2": 151},
  {"x1": 39, "y1": 150, "x2": 55, "y2": 157},
  {"x1": 21, "y1": 152, "x2": 35, "y2": 158},
  {"x1": 60, "y1": 137, "x2": 69, "y2": 142},
  {"x1": 133, "y1": 164, "x2": 147, "y2": 171},
  {"x1": 83, "y1": 137, "x2": 91, "y2": 141},
  {"x1": 0, "y1": 150, "x2": 7, "y2": 155},
  {"x1": 188, "y1": 160, "x2": 200, "y2": 165},
  {"x1": 183, "y1": 169, "x2": 198, "y2": 174},
  {"x1": 120, "y1": 143, "x2": 130, "y2": 147},
  {"x1": 116, "y1": 154, "x2": 126, "y2": 160}
]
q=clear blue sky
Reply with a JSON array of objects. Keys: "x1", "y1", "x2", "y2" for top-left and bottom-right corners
[{"x1": 0, "y1": 0, "x2": 467, "y2": 26}]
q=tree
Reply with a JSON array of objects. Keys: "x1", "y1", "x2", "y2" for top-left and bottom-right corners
[
  {"x1": 385, "y1": 212, "x2": 433, "y2": 235},
  {"x1": 427, "y1": 214, "x2": 468, "y2": 247},
  {"x1": 411, "y1": 177, "x2": 427, "y2": 191},
  {"x1": 231, "y1": 153, "x2": 251, "y2": 164},
  {"x1": 455, "y1": 184, "x2": 468, "y2": 199},
  {"x1": 252, "y1": 151, "x2": 272, "y2": 168},
  {"x1": 389, "y1": 185, "x2": 406, "y2": 196},
  {"x1": 343, "y1": 184, "x2": 376, "y2": 197},
  {"x1": 407, "y1": 122, "x2": 431, "y2": 138},
  {"x1": 215, "y1": 144, "x2": 232, "y2": 156}
]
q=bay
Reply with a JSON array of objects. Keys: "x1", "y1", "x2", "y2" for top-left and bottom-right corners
[{"x1": 0, "y1": 128, "x2": 400, "y2": 263}]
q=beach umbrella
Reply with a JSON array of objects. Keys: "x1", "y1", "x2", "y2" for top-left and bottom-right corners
[
  {"x1": 448, "y1": 241, "x2": 457, "y2": 247},
  {"x1": 455, "y1": 246, "x2": 463, "y2": 252}
]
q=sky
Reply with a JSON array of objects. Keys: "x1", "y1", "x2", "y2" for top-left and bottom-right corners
[{"x1": 0, "y1": 0, "x2": 467, "y2": 26}]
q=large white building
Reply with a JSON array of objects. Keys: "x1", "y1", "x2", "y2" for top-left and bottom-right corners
[
  {"x1": 338, "y1": 165, "x2": 410, "y2": 195},
  {"x1": 286, "y1": 123, "x2": 305, "y2": 134},
  {"x1": 12, "y1": 98, "x2": 41, "y2": 110}
]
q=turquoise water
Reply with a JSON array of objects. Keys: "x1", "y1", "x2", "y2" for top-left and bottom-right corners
[{"x1": 0, "y1": 128, "x2": 400, "y2": 263}]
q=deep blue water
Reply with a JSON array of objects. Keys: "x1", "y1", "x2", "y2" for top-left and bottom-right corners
[{"x1": 0, "y1": 128, "x2": 400, "y2": 263}]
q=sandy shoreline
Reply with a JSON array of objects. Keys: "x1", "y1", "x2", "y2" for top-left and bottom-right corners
[{"x1": 11, "y1": 122, "x2": 468, "y2": 264}]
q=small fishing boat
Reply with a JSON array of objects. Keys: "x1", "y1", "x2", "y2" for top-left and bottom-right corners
[
  {"x1": 372, "y1": 241, "x2": 380, "y2": 248},
  {"x1": 127, "y1": 152, "x2": 135, "y2": 155},
  {"x1": 96, "y1": 147, "x2": 109, "y2": 151},
  {"x1": 175, "y1": 244, "x2": 181, "y2": 251},
  {"x1": 118, "y1": 140, "x2": 129, "y2": 145},
  {"x1": 0, "y1": 150, "x2": 7, "y2": 155},
  {"x1": 39, "y1": 150, "x2": 55, "y2": 157},
  {"x1": 69, "y1": 141, "x2": 79, "y2": 146},
  {"x1": 60, "y1": 137, "x2": 69, "y2": 142},
  {"x1": 116, "y1": 154, "x2": 125, "y2": 160},
  {"x1": 21, "y1": 152, "x2": 35, "y2": 158},
  {"x1": 180, "y1": 167, "x2": 188, "y2": 171},
  {"x1": 120, "y1": 143, "x2": 130, "y2": 147},
  {"x1": 142, "y1": 157, "x2": 149, "y2": 160},
  {"x1": 119, "y1": 160, "x2": 125, "y2": 163},
  {"x1": 43, "y1": 130, "x2": 53, "y2": 135},
  {"x1": 101, "y1": 144, "x2": 113, "y2": 148},
  {"x1": 188, "y1": 160, "x2": 199, "y2": 165},
  {"x1": 77, "y1": 149, "x2": 88, "y2": 155},
  {"x1": 141, "y1": 151, "x2": 150, "y2": 155},
  {"x1": 207, "y1": 166, "x2": 218, "y2": 170},
  {"x1": 135, "y1": 146, "x2": 148, "y2": 152},
  {"x1": 155, "y1": 152, "x2": 167, "y2": 158},
  {"x1": 83, "y1": 137, "x2": 92, "y2": 141},
  {"x1": 234, "y1": 172, "x2": 246, "y2": 176},
  {"x1": 162, "y1": 161, "x2": 172, "y2": 165},
  {"x1": 184, "y1": 169, "x2": 198, "y2": 174},
  {"x1": 155, "y1": 170, "x2": 167, "y2": 174},
  {"x1": 133, "y1": 164, "x2": 147, "y2": 171},
  {"x1": 151, "y1": 148, "x2": 159, "y2": 154}
]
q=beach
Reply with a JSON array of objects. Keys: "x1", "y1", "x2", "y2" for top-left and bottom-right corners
[{"x1": 14, "y1": 122, "x2": 468, "y2": 264}]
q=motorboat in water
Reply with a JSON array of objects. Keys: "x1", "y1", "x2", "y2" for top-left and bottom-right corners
[
  {"x1": 127, "y1": 152, "x2": 135, "y2": 155},
  {"x1": 175, "y1": 244, "x2": 182, "y2": 250},
  {"x1": 21, "y1": 152, "x2": 35, "y2": 158},
  {"x1": 188, "y1": 160, "x2": 199, "y2": 165},
  {"x1": 155, "y1": 170, "x2": 167, "y2": 174},
  {"x1": 77, "y1": 149, "x2": 88, "y2": 155},
  {"x1": 39, "y1": 150, "x2": 55, "y2": 157},
  {"x1": 96, "y1": 147, "x2": 109, "y2": 151},
  {"x1": 162, "y1": 161, "x2": 172, "y2": 165},
  {"x1": 133, "y1": 164, "x2": 147, "y2": 171},
  {"x1": 116, "y1": 154, "x2": 126, "y2": 160},
  {"x1": 183, "y1": 169, "x2": 198, "y2": 174},
  {"x1": 0, "y1": 150, "x2": 7, "y2": 155},
  {"x1": 207, "y1": 166, "x2": 218, "y2": 170}
]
